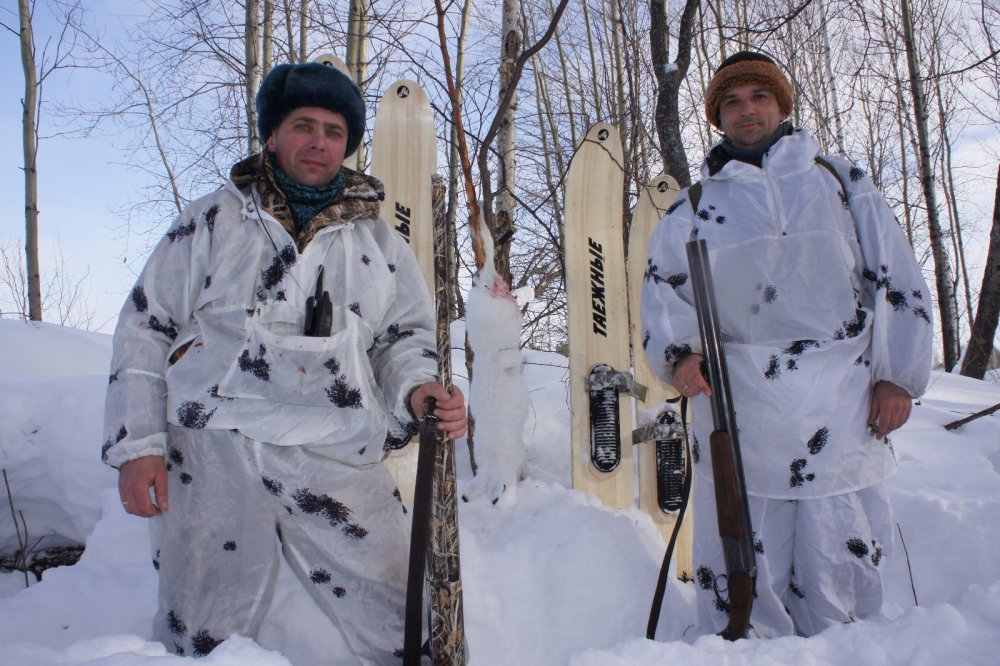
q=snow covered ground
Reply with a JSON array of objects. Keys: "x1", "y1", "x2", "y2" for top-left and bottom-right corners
[{"x1": 1, "y1": 318, "x2": 999, "y2": 665}]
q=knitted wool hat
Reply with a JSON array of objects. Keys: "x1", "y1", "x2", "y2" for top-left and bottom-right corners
[
  {"x1": 704, "y1": 51, "x2": 793, "y2": 129},
  {"x1": 256, "y1": 62, "x2": 366, "y2": 157}
]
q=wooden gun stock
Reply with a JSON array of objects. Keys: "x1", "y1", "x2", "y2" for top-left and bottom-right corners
[{"x1": 709, "y1": 430, "x2": 755, "y2": 640}]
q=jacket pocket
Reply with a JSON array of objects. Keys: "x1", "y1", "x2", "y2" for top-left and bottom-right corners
[{"x1": 217, "y1": 305, "x2": 378, "y2": 409}]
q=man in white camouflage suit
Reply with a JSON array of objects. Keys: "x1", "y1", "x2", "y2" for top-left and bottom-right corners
[
  {"x1": 103, "y1": 61, "x2": 465, "y2": 663},
  {"x1": 642, "y1": 51, "x2": 932, "y2": 638}
]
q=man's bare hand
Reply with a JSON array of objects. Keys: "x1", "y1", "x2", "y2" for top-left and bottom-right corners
[
  {"x1": 672, "y1": 353, "x2": 712, "y2": 398},
  {"x1": 410, "y1": 383, "x2": 468, "y2": 440},
  {"x1": 868, "y1": 381, "x2": 913, "y2": 440},
  {"x1": 119, "y1": 455, "x2": 168, "y2": 517}
]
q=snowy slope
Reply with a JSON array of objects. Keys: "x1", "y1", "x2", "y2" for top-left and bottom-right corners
[{"x1": 0, "y1": 319, "x2": 998, "y2": 665}]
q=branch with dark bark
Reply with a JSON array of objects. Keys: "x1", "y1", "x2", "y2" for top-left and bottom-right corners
[
  {"x1": 651, "y1": 0, "x2": 698, "y2": 188},
  {"x1": 944, "y1": 402, "x2": 1000, "y2": 430},
  {"x1": 714, "y1": 0, "x2": 814, "y2": 35},
  {"x1": 433, "y1": 0, "x2": 485, "y2": 267},
  {"x1": 960, "y1": 163, "x2": 1000, "y2": 379}
]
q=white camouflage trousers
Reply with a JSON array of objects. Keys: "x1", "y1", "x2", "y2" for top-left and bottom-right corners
[
  {"x1": 692, "y1": 473, "x2": 894, "y2": 638},
  {"x1": 150, "y1": 425, "x2": 410, "y2": 664}
]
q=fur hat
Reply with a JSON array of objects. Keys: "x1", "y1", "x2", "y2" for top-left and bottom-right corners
[
  {"x1": 256, "y1": 62, "x2": 366, "y2": 157},
  {"x1": 704, "y1": 51, "x2": 793, "y2": 129}
]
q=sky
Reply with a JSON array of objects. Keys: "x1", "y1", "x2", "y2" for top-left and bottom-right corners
[
  {"x1": 1, "y1": 3, "x2": 998, "y2": 341},
  {"x1": 1, "y1": 317, "x2": 999, "y2": 664},
  {"x1": 0, "y1": 2, "x2": 159, "y2": 331}
]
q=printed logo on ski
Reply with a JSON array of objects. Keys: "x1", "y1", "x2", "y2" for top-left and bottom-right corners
[
  {"x1": 394, "y1": 202, "x2": 412, "y2": 243},
  {"x1": 588, "y1": 237, "x2": 607, "y2": 337}
]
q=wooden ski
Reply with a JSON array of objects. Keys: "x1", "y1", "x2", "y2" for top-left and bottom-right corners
[
  {"x1": 313, "y1": 53, "x2": 349, "y2": 74},
  {"x1": 370, "y1": 79, "x2": 437, "y2": 289},
  {"x1": 564, "y1": 123, "x2": 635, "y2": 509},
  {"x1": 628, "y1": 174, "x2": 693, "y2": 580},
  {"x1": 369, "y1": 78, "x2": 438, "y2": 507}
]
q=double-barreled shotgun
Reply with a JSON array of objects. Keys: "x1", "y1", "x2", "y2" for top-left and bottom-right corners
[{"x1": 686, "y1": 238, "x2": 757, "y2": 641}]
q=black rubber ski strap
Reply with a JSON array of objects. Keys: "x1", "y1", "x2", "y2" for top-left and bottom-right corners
[{"x1": 646, "y1": 395, "x2": 693, "y2": 640}]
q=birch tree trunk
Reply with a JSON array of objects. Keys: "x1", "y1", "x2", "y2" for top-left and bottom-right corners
[
  {"x1": 933, "y1": 53, "x2": 974, "y2": 329},
  {"x1": 281, "y1": 0, "x2": 296, "y2": 63},
  {"x1": 894, "y1": 86, "x2": 916, "y2": 246},
  {"x1": 695, "y1": 3, "x2": 717, "y2": 156},
  {"x1": 900, "y1": 0, "x2": 960, "y2": 370},
  {"x1": 347, "y1": 0, "x2": 367, "y2": 170},
  {"x1": 547, "y1": 0, "x2": 577, "y2": 147},
  {"x1": 446, "y1": 0, "x2": 473, "y2": 320},
  {"x1": 713, "y1": 0, "x2": 728, "y2": 61},
  {"x1": 246, "y1": 0, "x2": 263, "y2": 151},
  {"x1": 526, "y1": 9, "x2": 569, "y2": 298},
  {"x1": 818, "y1": 0, "x2": 845, "y2": 154},
  {"x1": 530, "y1": 59, "x2": 568, "y2": 289},
  {"x1": 263, "y1": 0, "x2": 272, "y2": 77},
  {"x1": 18, "y1": 0, "x2": 41, "y2": 321},
  {"x1": 494, "y1": 0, "x2": 521, "y2": 283},
  {"x1": 609, "y1": 0, "x2": 627, "y2": 131},
  {"x1": 878, "y1": 1, "x2": 918, "y2": 245},
  {"x1": 582, "y1": 0, "x2": 603, "y2": 121},
  {"x1": 299, "y1": 0, "x2": 309, "y2": 62}
]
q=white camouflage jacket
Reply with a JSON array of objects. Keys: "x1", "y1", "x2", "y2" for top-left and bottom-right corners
[
  {"x1": 641, "y1": 128, "x2": 932, "y2": 499},
  {"x1": 102, "y1": 158, "x2": 436, "y2": 469}
]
